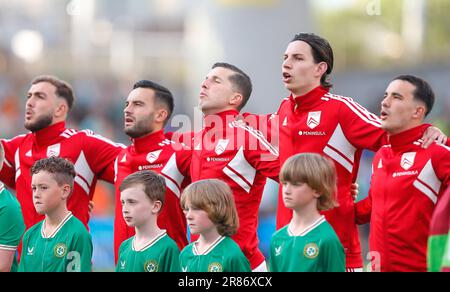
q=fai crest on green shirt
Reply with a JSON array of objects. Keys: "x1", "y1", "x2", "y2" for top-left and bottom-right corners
[
  {"x1": 54, "y1": 243, "x2": 68, "y2": 258},
  {"x1": 144, "y1": 260, "x2": 158, "y2": 272},
  {"x1": 208, "y1": 262, "x2": 223, "y2": 272},
  {"x1": 303, "y1": 243, "x2": 319, "y2": 259}
]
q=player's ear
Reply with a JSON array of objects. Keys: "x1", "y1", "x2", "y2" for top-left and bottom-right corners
[
  {"x1": 155, "y1": 108, "x2": 169, "y2": 124},
  {"x1": 61, "y1": 184, "x2": 72, "y2": 200},
  {"x1": 413, "y1": 104, "x2": 426, "y2": 120},
  {"x1": 152, "y1": 200, "x2": 162, "y2": 214},
  {"x1": 229, "y1": 93, "x2": 243, "y2": 108},
  {"x1": 54, "y1": 100, "x2": 68, "y2": 119},
  {"x1": 315, "y1": 62, "x2": 328, "y2": 79}
]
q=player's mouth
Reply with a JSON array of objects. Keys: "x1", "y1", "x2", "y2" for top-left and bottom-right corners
[
  {"x1": 199, "y1": 91, "x2": 207, "y2": 98},
  {"x1": 124, "y1": 116, "x2": 135, "y2": 126},
  {"x1": 380, "y1": 110, "x2": 389, "y2": 120},
  {"x1": 25, "y1": 110, "x2": 34, "y2": 120},
  {"x1": 124, "y1": 216, "x2": 132, "y2": 222},
  {"x1": 282, "y1": 72, "x2": 292, "y2": 83}
]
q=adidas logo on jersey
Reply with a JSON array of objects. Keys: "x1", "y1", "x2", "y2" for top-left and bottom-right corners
[
  {"x1": 400, "y1": 152, "x2": 416, "y2": 170},
  {"x1": 307, "y1": 111, "x2": 321, "y2": 129}
]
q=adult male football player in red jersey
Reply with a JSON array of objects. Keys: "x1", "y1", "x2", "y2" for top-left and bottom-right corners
[
  {"x1": 0, "y1": 75, "x2": 125, "y2": 230},
  {"x1": 190, "y1": 63, "x2": 280, "y2": 271},
  {"x1": 355, "y1": 75, "x2": 450, "y2": 272},
  {"x1": 273, "y1": 33, "x2": 447, "y2": 271},
  {"x1": 112, "y1": 80, "x2": 190, "y2": 262}
]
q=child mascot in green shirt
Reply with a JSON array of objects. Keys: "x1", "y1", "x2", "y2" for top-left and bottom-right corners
[
  {"x1": 0, "y1": 142, "x2": 25, "y2": 272},
  {"x1": 270, "y1": 153, "x2": 345, "y2": 272},
  {"x1": 179, "y1": 179, "x2": 251, "y2": 272},
  {"x1": 19, "y1": 156, "x2": 93, "y2": 272},
  {"x1": 116, "y1": 170, "x2": 180, "y2": 272}
]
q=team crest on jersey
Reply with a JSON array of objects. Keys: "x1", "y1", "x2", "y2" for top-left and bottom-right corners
[
  {"x1": 182, "y1": 266, "x2": 188, "y2": 272},
  {"x1": 120, "y1": 261, "x2": 126, "y2": 270},
  {"x1": 215, "y1": 139, "x2": 229, "y2": 156},
  {"x1": 144, "y1": 260, "x2": 159, "y2": 272},
  {"x1": 303, "y1": 243, "x2": 319, "y2": 259},
  {"x1": 47, "y1": 144, "x2": 61, "y2": 157},
  {"x1": 400, "y1": 152, "x2": 416, "y2": 170},
  {"x1": 146, "y1": 150, "x2": 162, "y2": 164},
  {"x1": 307, "y1": 111, "x2": 321, "y2": 129},
  {"x1": 54, "y1": 243, "x2": 67, "y2": 258},
  {"x1": 208, "y1": 262, "x2": 223, "y2": 272}
]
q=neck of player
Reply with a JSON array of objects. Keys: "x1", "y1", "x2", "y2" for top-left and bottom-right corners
[
  {"x1": 290, "y1": 202, "x2": 322, "y2": 235},
  {"x1": 197, "y1": 227, "x2": 221, "y2": 252},
  {"x1": 45, "y1": 206, "x2": 70, "y2": 230},
  {"x1": 134, "y1": 216, "x2": 162, "y2": 248}
]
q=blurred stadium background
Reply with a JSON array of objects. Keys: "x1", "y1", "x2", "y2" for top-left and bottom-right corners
[{"x1": 0, "y1": 0, "x2": 449, "y2": 271}]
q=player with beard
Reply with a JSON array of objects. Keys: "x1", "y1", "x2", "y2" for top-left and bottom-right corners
[
  {"x1": 110, "y1": 80, "x2": 190, "y2": 261},
  {"x1": 0, "y1": 75, "x2": 125, "y2": 230}
]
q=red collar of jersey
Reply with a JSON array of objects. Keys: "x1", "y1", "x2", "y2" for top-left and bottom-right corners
[
  {"x1": 32, "y1": 121, "x2": 66, "y2": 147},
  {"x1": 203, "y1": 110, "x2": 239, "y2": 130},
  {"x1": 131, "y1": 130, "x2": 166, "y2": 153},
  {"x1": 388, "y1": 124, "x2": 431, "y2": 153},
  {"x1": 290, "y1": 86, "x2": 329, "y2": 113}
]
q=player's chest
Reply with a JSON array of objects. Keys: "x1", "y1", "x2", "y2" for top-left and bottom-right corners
[
  {"x1": 184, "y1": 254, "x2": 227, "y2": 272},
  {"x1": 279, "y1": 107, "x2": 339, "y2": 147},
  {"x1": 19, "y1": 140, "x2": 80, "y2": 168},
  {"x1": 119, "y1": 148, "x2": 174, "y2": 174},
  {"x1": 24, "y1": 234, "x2": 72, "y2": 269},
  {"x1": 192, "y1": 133, "x2": 242, "y2": 169},
  {"x1": 119, "y1": 250, "x2": 161, "y2": 272},
  {"x1": 372, "y1": 151, "x2": 439, "y2": 203}
]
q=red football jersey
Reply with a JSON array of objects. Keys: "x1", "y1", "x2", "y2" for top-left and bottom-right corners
[{"x1": 0, "y1": 122, "x2": 125, "y2": 229}]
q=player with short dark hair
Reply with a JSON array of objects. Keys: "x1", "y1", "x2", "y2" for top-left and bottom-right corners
[{"x1": 19, "y1": 157, "x2": 92, "y2": 272}]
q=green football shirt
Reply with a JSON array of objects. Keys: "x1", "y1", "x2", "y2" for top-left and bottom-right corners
[
  {"x1": 116, "y1": 231, "x2": 180, "y2": 272},
  {"x1": 428, "y1": 231, "x2": 450, "y2": 272},
  {"x1": 0, "y1": 184, "x2": 25, "y2": 272},
  {"x1": 18, "y1": 212, "x2": 92, "y2": 272},
  {"x1": 270, "y1": 216, "x2": 345, "y2": 272},
  {"x1": 179, "y1": 236, "x2": 251, "y2": 272}
]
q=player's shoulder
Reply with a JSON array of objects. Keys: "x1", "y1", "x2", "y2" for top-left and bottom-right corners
[
  {"x1": 119, "y1": 237, "x2": 134, "y2": 251},
  {"x1": 323, "y1": 92, "x2": 356, "y2": 104},
  {"x1": 271, "y1": 225, "x2": 289, "y2": 240},
  {"x1": 24, "y1": 221, "x2": 43, "y2": 238},
  {"x1": 427, "y1": 141, "x2": 450, "y2": 162},
  {"x1": 66, "y1": 215, "x2": 90, "y2": 236},
  {"x1": 180, "y1": 242, "x2": 195, "y2": 256},
  {"x1": 317, "y1": 219, "x2": 341, "y2": 243},
  {"x1": 161, "y1": 233, "x2": 178, "y2": 246},
  {"x1": 219, "y1": 237, "x2": 243, "y2": 256},
  {"x1": 1, "y1": 133, "x2": 29, "y2": 145},
  {"x1": 0, "y1": 188, "x2": 22, "y2": 216},
  {"x1": 430, "y1": 141, "x2": 450, "y2": 152}
]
